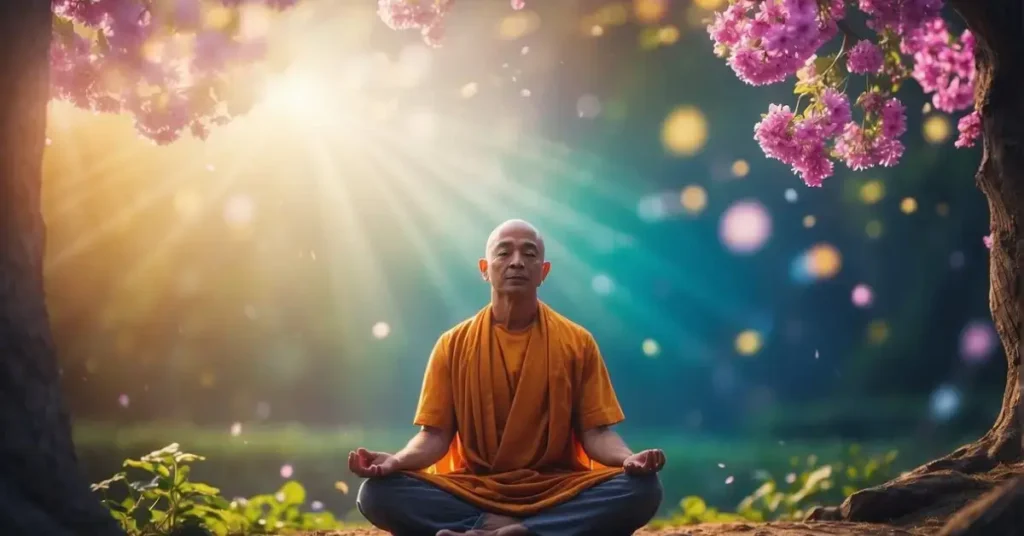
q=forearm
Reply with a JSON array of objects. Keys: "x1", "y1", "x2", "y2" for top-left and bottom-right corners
[
  {"x1": 580, "y1": 426, "x2": 633, "y2": 467},
  {"x1": 393, "y1": 427, "x2": 452, "y2": 471}
]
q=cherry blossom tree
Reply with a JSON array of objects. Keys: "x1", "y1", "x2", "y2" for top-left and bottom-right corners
[{"x1": 0, "y1": 0, "x2": 294, "y2": 533}]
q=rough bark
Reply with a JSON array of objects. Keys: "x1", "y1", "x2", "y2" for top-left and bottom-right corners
[
  {"x1": 0, "y1": 0, "x2": 122, "y2": 534},
  {"x1": 807, "y1": 0, "x2": 1024, "y2": 526}
]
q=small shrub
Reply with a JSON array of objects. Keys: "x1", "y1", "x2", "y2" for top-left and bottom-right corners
[
  {"x1": 659, "y1": 445, "x2": 899, "y2": 525},
  {"x1": 93, "y1": 443, "x2": 344, "y2": 536}
]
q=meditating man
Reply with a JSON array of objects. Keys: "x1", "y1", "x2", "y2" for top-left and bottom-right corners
[{"x1": 349, "y1": 219, "x2": 665, "y2": 536}]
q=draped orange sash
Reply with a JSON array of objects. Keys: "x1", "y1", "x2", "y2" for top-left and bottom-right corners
[{"x1": 403, "y1": 303, "x2": 623, "y2": 516}]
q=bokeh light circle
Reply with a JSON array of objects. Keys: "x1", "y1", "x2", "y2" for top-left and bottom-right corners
[
  {"x1": 959, "y1": 320, "x2": 997, "y2": 364},
  {"x1": 372, "y1": 321, "x2": 391, "y2": 339},
  {"x1": 661, "y1": 106, "x2": 708, "y2": 157},
  {"x1": 735, "y1": 330, "x2": 762, "y2": 356},
  {"x1": 680, "y1": 185, "x2": 708, "y2": 215},
  {"x1": 719, "y1": 200, "x2": 772, "y2": 255},
  {"x1": 642, "y1": 338, "x2": 660, "y2": 357},
  {"x1": 851, "y1": 284, "x2": 873, "y2": 308}
]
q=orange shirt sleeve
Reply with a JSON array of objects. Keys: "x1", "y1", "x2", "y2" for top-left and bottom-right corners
[
  {"x1": 576, "y1": 334, "x2": 625, "y2": 431},
  {"x1": 413, "y1": 334, "x2": 455, "y2": 432}
]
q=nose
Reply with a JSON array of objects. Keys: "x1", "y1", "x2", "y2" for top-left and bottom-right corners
[{"x1": 509, "y1": 253, "x2": 525, "y2": 268}]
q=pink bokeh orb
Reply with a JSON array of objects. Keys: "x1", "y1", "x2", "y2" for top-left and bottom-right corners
[{"x1": 959, "y1": 320, "x2": 997, "y2": 364}]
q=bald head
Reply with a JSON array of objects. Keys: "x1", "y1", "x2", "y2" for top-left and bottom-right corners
[
  {"x1": 479, "y1": 219, "x2": 550, "y2": 294},
  {"x1": 485, "y1": 219, "x2": 545, "y2": 258}
]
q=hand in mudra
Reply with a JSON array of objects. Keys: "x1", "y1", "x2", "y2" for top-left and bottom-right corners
[
  {"x1": 348, "y1": 447, "x2": 400, "y2": 478},
  {"x1": 623, "y1": 449, "x2": 665, "y2": 476}
]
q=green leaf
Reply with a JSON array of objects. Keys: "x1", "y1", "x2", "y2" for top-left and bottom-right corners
[
  {"x1": 123, "y1": 459, "x2": 158, "y2": 473},
  {"x1": 175, "y1": 452, "x2": 205, "y2": 464},
  {"x1": 277, "y1": 481, "x2": 306, "y2": 506},
  {"x1": 182, "y1": 482, "x2": 222, "y2": 497}
]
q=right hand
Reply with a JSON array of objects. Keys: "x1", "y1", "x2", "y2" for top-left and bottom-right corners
[{"x1": 348, "y1": 447, "x2": 400, "y2": 478}]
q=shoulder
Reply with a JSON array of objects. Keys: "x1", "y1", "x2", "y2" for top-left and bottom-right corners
[
  {"x1": 434, "y1": 312, "x2": 481, "y2": 358},
  {"x1": 544, "y1": 305, "x2": 599, "y2": 354}
]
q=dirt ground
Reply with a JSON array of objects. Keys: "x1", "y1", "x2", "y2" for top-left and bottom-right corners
[{"x1": 301, "y1": 520, "x2": 944, "y2": 535}]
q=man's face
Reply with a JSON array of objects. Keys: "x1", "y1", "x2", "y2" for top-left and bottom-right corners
[{"x1": 480, "y1": 224, "x2": 550, "y2": 294}]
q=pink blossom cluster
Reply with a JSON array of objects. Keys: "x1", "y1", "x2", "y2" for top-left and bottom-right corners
[
  {"x1": 50, "y1": 0, "x2": 296, "y2": 144},
  {"x1": 955, "y1": 111, "x2": 981, "y2": 148},
  {"x1": 378, "y1": 0, "x2": 525, "y2": 47},
  {"x1": 901, "y1": 18, "x2": 975, "y2": 113},
  {"x1": 708, "y1": 0, "x2": 846, "y2": 86},
  {"x1": 845, "y1": 40, "x2": 882, "y2": 74},
  {"x1": 377, "y1": 0, "x2": 455, "y2": 48},
  {"x1": 754, "y1": 84, "x2": 907, "y2": 186},
  {"x1": 707, "y1": 0, "x2": 983, "y2": 186}
]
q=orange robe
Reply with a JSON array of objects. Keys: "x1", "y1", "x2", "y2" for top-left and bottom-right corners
[{"x1": 404, "y1": 302, "x2": 625, "y2": 517}]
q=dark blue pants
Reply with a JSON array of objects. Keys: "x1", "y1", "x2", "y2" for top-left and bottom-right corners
[{"x1": 357, "y1": 473, "x2": 663, "y2": 536}]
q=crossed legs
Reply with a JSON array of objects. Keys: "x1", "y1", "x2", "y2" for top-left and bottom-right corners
[{"x1": 356, "y1": 473, "x2": 663, "y2": 536}]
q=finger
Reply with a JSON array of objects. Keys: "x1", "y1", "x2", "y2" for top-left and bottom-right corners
[
  {"x1": 348, "y1": 452, "x2": 357, "y2": 474},
  {"x1": 643, "y1": 452, "x2": 656, "y2": 469},
  {"x1": 655, "y1": 451, "x2": 665, "y2": 469},
  {"x1": 370, "y1": 464, "x2": 381, "y2": 477}
]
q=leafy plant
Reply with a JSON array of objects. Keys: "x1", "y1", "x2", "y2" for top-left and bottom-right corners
[
  {"x1": 657, "y1": 445, "x2": 900, "y2": 526},
  {"x1": 92, "y1": 443, "x2": 344, "y2": 536},
  {"x1": 734, "y1": 445, "x2": 899, "y2": 522}
]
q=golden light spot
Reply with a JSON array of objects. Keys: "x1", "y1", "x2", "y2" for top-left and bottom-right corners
[
  {"x1": 731, "y1": 159, "x2": 750, "y2": 177},
  {"x1": 335, "y1": 481, "x2": 350, "y2": 494},
  {"x1": 498, "y1": 12, "x2": 539, "y2": 40},
  {"x1": 459, "y1": 82, "x2": 478, "y2": 99},
  {"x1": 936, "y1": 203, "x2": 950, "y2": 216},
  {"x1": 735, "y1": 330, "x2": 763, "y2": 356},
  {"x1": 642, "y1": 338, "x2": 660, "y2": 357},
  {"x1": 859, "y1": 180, "x2": 885, "y2": 204},
  {"x1": 866, "y1": 220, "x2": 883, "y2": 239},
  {"x1": 694, "y1": 0, "x2": 725, "y2": 9},
  {"x1": 803, "y1": 215, "x2": 816, "y2": 228},
  {"x1": 661, "y1": 106, "x2": 708, "y2": 157},
  {"x1": 86, "y1": 359, "x2": 99, "y2": 374},
  {"x1": 659, "y1": 26, "x2": 680, "y2": 45},
  {"x1": 633, "y1": 0, "x2": 667, "y2": 23},
  {"x1": 199, "y1": 371, "x2": 217, "y2": 388},
  {"x1": 807, "y1": 243, "x2": 842, "y2": 279},
  {"x1": 867, "y1": 319, "x2": 890, "y2": 345},
  {"x1": 203, "y1": 5, "x2": 233, "y2": 29},
  {"x1": 922, "y1": 114, "x2": 951, "y2": 144},
  {"x1": 680, "y1": 185, "x2": 708, "y2": 215},
  {"x1": 900, "y1": 197, "x2": 918, "y2": 214},
  {"x1": 590, "y1": 25, "x2": 605, "y2": 37}
]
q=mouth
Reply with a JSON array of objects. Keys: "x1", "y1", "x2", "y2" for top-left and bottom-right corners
[{"x1": 505, "y1": 275, "x2": 529, "y2": 282}]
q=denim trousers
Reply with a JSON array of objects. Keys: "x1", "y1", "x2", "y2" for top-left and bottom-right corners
[{"x1": 356, "y1": 472, "x2": 663, "y2": 536}]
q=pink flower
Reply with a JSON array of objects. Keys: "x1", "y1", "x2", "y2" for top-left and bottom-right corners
[
  {"x1": 511, "y1": 0, "x2": 525, "y2": 10},
  {"x1": 846, "y1": 40, "x2": 883, "y2": 74},
  {"x1": 984, "y1": 234, "x2": 993, "y2": 249},
  {"x1": 955, "y1": 111, "x2": 981, "y2": 148},
  {"x1": 709, "y1": 0, "x2": 844, "y2": 86}
]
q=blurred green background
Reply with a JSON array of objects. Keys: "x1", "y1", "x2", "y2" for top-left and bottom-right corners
[{"x1": 45, "y1": 0, "x2": 996, "y2": 521}]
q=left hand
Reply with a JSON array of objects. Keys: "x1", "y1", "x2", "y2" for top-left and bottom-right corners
[{"x1": 623, "y1": 449, "x2": 665, "y2": 475}]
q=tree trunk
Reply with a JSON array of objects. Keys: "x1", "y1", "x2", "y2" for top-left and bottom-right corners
[
  {"x1": 0, "y1": 1, "x2": 122, "y2": 534},
  {"x1": 808, "y1": 0, "x2": 1024, "y2": 526}
]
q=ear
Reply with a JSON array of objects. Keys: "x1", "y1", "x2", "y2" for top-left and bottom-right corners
[
  {"x1": 540, "y1": 261, "x2": 551, "y2": 283},
  {"x1": 478, "y1": 258, "x2": 489, "y2": 281}
]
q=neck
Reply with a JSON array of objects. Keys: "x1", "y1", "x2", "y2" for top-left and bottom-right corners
[{"x1": 490, "y1": 290, "x2": 539, "y2": 331}]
